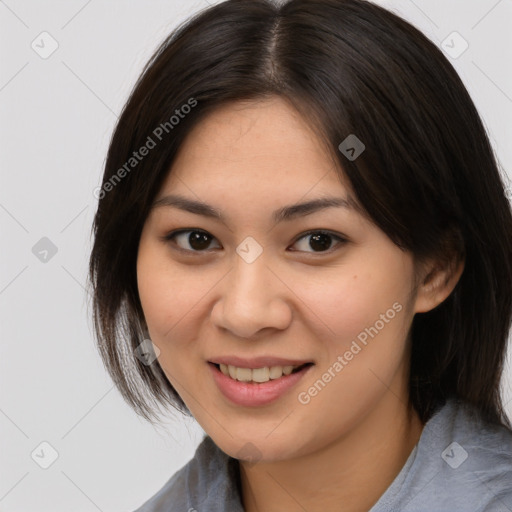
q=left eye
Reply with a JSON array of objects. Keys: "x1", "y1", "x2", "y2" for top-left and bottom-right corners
[
  {"x1": 291, "y1": 230, "x2": 346, "y2": 253},
  {"x1": 164, "y1": 229, "x2": 346, "y2": 254}
]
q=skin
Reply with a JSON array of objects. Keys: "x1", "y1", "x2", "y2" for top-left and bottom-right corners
[{"x1": 136, "y1": 96, "x2": 464, "y2": 512}]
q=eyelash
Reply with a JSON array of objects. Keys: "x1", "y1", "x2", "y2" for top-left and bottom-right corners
[{"x1": 161, "y1": 229, "x2": 348, "y2": 256}]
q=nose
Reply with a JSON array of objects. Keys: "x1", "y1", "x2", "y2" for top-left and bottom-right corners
[{"x1": 210, "y1": 252, "x2": 293, "y2": 339}]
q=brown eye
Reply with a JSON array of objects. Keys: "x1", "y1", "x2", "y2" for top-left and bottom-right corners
[
  {"x1": 165, "y1": 230, "x2": 221, "y2": 252},
  {"x1": 291, "y1": 231, "x2": 346, "y2": 253}
]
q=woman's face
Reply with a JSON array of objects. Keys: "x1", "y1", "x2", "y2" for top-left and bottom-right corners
[{"x1": 137, "y1": 96, "x2": 424, "y2": 462}]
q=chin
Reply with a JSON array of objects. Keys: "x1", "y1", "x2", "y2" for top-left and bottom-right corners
[{"x1": 209, "y1": 429, "x2": 306, "y2": 465}]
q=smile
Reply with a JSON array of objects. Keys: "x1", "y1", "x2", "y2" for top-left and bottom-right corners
[
  {"x1": 216, "y1": 363, "x2": 310, "y2": 383},
  {"x1": 208, "y1": 361, "x2": 314, "y2": 407}
]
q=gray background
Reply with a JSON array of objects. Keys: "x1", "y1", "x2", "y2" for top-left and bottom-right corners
[{"x1": 1, "y1": 0, "x2": 511, "y2": 510}]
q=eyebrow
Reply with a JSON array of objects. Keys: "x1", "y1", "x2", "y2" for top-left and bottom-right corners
[{"x1": 152, "y1": 193, "x2": 358, "y2": 224}]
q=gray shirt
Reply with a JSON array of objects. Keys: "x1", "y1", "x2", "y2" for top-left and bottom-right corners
[{"x1": 133, "y1": 397, "x2": 512, "y2": 511}]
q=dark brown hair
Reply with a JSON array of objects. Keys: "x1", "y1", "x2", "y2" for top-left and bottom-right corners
[{"x1": 88, "y1": 0, "x2": 512, "y2": 429}]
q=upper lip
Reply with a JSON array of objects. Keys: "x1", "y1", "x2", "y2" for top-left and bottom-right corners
[{"x1": 208, "y1": 356, "x2": 313, "y2": 368}]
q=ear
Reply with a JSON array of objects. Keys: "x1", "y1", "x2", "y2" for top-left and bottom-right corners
[{"x1": 413, "y1": 253, "x2": 465, "y2": 314}]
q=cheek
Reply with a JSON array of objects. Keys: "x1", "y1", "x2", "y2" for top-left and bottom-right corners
[
  {"x1": 137, "y1": 242, "x2": 193, "y2": 339},
  {"x1": 136, "y1": 244, "x2": 220, "y2": 363},
  {"x1": 292, "y1": 262, "x2": 414, "y2": 444},
  {"x1": 136, "y1": 257, "x2": 201, "y2": 385},
  {"x1": 301, "y1": 261, "x2": 411, "y2": 346}
]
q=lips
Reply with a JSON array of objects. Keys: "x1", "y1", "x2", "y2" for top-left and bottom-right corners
[
  {"x1": 207, "y1": 355, "x2": 315, "y2": 405},
  {"x1": 208, "y1": 360, "x2": 314, "y2": 406}
]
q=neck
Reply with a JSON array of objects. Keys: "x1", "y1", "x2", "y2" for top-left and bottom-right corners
[{"x1": 240, "y1": 394, "x2": 424, "y2": 512}]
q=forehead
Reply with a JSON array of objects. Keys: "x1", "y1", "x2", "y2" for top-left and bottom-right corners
[{"x1": 161, "y1": 96, "x2": 351, "y2": 198}]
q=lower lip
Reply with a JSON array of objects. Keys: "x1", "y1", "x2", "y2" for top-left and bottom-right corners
[{"x1": 208, "y1": 362, "x2": 313, "y2": 407}]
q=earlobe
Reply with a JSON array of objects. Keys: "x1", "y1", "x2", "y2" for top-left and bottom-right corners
[{"x1": 414, "y1": 257, "x2": 465, "y2": 314}]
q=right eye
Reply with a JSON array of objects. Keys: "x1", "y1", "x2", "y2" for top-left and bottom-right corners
[{"x1": 163, "y1": 229, "x2": 222, "y2": 253}]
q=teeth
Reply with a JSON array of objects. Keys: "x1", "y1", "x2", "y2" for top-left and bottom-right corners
[
  {"x1": 227, "y1": 364, "x2": 236, "y2": 379},
  {"x1": 252, "y1": 367, "x2": 269, "y2": 383},
  {"x1": 282, "y1": 366, "x2": 293, "y2": 376},
  {"x1": 236, "y1": 367, "x2": 252, "y2": 382},
  {"x1": 269, "y1": 366, "x2": 283, "y2": 379},
  {"x1": 218, "y1": 363, "x2": 300, "y2": 383}
]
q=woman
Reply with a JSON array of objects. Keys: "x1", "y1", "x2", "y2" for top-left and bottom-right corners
[{"x1": 88, "y1": 0, "x2": 512, "y2": 510}]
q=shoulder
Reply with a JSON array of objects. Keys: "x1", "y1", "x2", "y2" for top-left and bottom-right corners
[
  {"x1": 132, "y1": 435, "x2": 242, "y2": 512},
  {"x1": 379, "y1": 397, "x2": 512, "y2": 511},
  {"x1": 445, "y1": 398, "x2": 512, "y2": 508}
]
